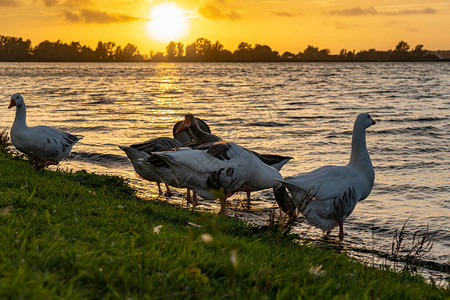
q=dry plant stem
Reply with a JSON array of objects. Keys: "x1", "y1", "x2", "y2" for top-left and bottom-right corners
[
  {"x1": 390, "y1": 216, "x2": 436, "y2": 272},
  {"x1": 0, "y1": 128, "x2": 12, "y2": 153}
]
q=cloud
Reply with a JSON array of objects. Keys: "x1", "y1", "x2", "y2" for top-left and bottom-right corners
[
  {"x1": 330, "y1": 7, "x2": 378, "y2": 16},
  {"x1": 43, "y1": 0, "x2": 95, "y2": 7},
  {"x1": 273, "y1": 12, "x2": 293, "y2": 17},
  {"x1": 64, "y1": 0, "x2": 94, "y2": 7},
  {"x1": 384, "y1": 8, "x2": 436, "y2": 16},
  {"x1": 273, "y1": 12, "x2": 300, "y2": 17},
  {"x1": 64, "y1": 9, "x2": 146, "y2": 23},
  {"x1": 334, "y1": 21, "x2": 351, "y2": 30},
  {"x1": 64, "y1": 11, "x2": 80, "y2": 22},
  {"x1": 0, "y1": 0, "x2": 20, "y2": 7},
  {"x1": 43, "y1": 0, "x2": 58, "y2": 6},
  {"x1": 226, "y1": 10, "x2": 241, "y2": 20},
  {"x1": 198, "y1": 4, "x2": 241, "y2": 20},
  {"x1": 330, "y1": 6, "x2": 436, "y2": 16}
]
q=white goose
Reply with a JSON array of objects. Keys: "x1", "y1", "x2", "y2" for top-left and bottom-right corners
[
  {"x1": 175, "y1": 113, "x2": 293, "y2": 200},
  {"x1": 8, "y1": 93, "x2": 81, "y2": 168},
  {"x1": 276, "y1": 113, "x2": 376, "y2": 239},
  {"x1": 140, "y1": 141, "x2": 287, "y2": 215}
]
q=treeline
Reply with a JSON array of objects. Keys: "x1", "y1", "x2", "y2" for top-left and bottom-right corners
[
  {"x1": 0, "y1": 36, "x2": 144, "y2": 62},
  {"x1": 0, "y1": 34, "x2": 442, "y2": 62},
  {"x1": 155, "y1": 39, "x2": 440, "y2": 62}
]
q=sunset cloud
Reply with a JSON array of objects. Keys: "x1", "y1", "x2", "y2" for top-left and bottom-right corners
[
  {"x1": 384, "y1": 8, "x2": 436, "y2": 16},
  {"x1": 43, "y1": 0, "x2": 58, "y2": 7},
  {"x1": 0, "y1": 0, "x2": 20, "y2": 7},
  {"x1": 64, "y1": 0, "x2": 94, "y2": 7},
  {"x1": 198, "y1": 4, "x2": 241, "y2": 20},
  {"x1": 64, "y1": 11, "x2": 80, "y2": 22},
  {"x1": 330, "y1": 6, "x2": 436, "y2": 16},
  {"x1": 64, "y1": 9, "x2": 146, "y2": 24},
  {"x1": 273, "y1": 12, "x2": 297, "y2": 17},
  {"x1": 331, "y1": 7, "x2": 377, "y2": 16}
]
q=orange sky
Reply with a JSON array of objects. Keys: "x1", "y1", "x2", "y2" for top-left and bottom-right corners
[{"x1": 1, "y1": 0, "x2": 449, "y2": 55}]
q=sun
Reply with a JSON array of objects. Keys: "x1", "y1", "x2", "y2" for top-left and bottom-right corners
[{"x1": 146, "y1": 3, "x2": 189, "y2": 43}]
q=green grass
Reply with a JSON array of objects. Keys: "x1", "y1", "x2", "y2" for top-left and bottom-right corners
[{"x1": 0, "y1": 152, "x2": 448, "y2": 299}]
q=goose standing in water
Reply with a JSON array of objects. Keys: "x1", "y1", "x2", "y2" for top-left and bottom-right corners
[
  {"x1": 276, "y1": 113, "x2": 376, "y2": 240},
  {"x1": 141, "y1": 141, "x2": 289, "y2": 215},
  {"x1": 175, "y1": 114, "x2": 293, "y2": 199},
  {"x1": 120, "y1": 117, "x2": 210, "y2": 203},
  {"x1": 8, "y1": 93, "x2": 81, "y2": 168}
]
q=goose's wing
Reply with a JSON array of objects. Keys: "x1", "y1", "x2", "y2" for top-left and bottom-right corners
[
  {"x1": 152, "y1": 143, "x2": 252, "y2": 199},
  {"x1": 130, "y1": 137, "x2": 181, "y2": 154},
  {"x1": 18, "y1": 125, "x2": 81, "y2": 161},
  {"x1": 119, "y1": 146, "x2": 162, "y2": 182},
  {"x1": 279, "y1": 165, "x2": 366, "y2": 201},
  {"x1": 249, "y1": 150, "x2": 293, "y2": 171}
]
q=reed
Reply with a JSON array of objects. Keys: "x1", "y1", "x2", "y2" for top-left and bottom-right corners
[
  {"x1": 0, "y1": 128, "x2": 11, "y2": 153},
  {"x1": 390, "y1": 217, "x2": 437, "y2": 273}
]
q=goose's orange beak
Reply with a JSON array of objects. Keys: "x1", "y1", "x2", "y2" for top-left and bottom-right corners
[
  {"x1": 175, "y1": 117, "x2": 192, "y2": 134},
  {"x1": 175, "y1": 122, "x2": 186, "y2": 134},
  {"x1": 184, "y1": 116, "x2": 192, "y2": 128},
  {"x1": 8, "y1": 99, "x2": 16, "y2": 109}
]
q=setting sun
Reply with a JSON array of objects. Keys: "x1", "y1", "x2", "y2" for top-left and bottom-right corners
[{"x1": 146, "y1": 3, "x2": 189, "y2": 43}]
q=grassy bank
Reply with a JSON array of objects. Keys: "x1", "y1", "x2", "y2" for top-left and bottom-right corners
[{"x1": 0, "y1": 151, "x2": 448, "y2": 299}]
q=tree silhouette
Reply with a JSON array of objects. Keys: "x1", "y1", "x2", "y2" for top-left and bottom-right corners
[
  {"x1": 185, "y1": 43, "x2": 197, "y2": 60},
  {"x1": 166, "y1": 41, "x2": 177, "y2": 59},
  {"x1": 233, "y1": 42, "x2": 253, "y2": 61},
  {"x1": 252, "y1": 44, "x2": 278, "y2": 61},
  {"x1": 0, "y1": 34, "x2": 443, "y2": 62},
  {"x1": 395, "y1": 41, "x2": 410, "y2": 52},
  {"x1": 151, "y1": 52, "x2": 165, "y2": 61},
  {"x1": 413, "y1": 44, "x2": 425, "y2": 57},
  {"x1": 115, "y1": 43, "x2": 142, "y2": 61},
  {"x1": 176, "y1": 42, "x2": 184, "y2": 57},
  {"x1": 185, "y1": 38, "x2": 213, "y2": 61},
  {"x1": 281, "y1": 51, "x2": 295, "y2": 58},
  {"x1": 0, "y1": 36, "x2": 31, "y2": 61}
]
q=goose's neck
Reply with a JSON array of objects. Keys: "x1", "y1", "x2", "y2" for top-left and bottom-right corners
[
  {"x1": 13, "y1": 104, "x2": 28, "y2": 128},
  {"x1": 188, "y1": 125, "x2": 205, "y2": 143},
  {"x1": 349, "y1": 124, "x2": 370, "y2": 167}
]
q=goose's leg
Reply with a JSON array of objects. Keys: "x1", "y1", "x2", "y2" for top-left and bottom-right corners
[
  {"x1": 186, "y1": 189, "x2": 194, "y2": 205},
  {"x1": 338, "y1": 219, "x2": 345, "y2": 240},
  {"x1": 163, "y1": 183, "x2": 172, "y2": 197},
  {"x1": 218, "y1": 195, "x2": 227, "y2": 215},
  {"x1": 246, "y1": 191, "x2": 251, "y2": 200},
  {"x1": 156, "y1": 182, "x2": 163, "y2": 195},
  {"x1": 192, "y1": 192, "x2": 198, "y2": 207}
]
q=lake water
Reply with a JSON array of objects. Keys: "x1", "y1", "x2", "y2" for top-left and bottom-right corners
[{"x1": 0, "y1": 62, "x2": 448, "y2": 284}]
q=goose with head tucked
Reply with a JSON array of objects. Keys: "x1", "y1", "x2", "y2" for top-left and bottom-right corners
[
  {"x1": 173, "y1": 116, "x2": 211, "y2": 145},
  {"x1": 175, "y1": 114, "x2": 222, "y2": 145},
  {"x1": 8, "y1": 93, "x2": 81, "y2": 168},
  {"x1": 140, "y1": 141, "x2": 293, "y2": 215},
  {"x1": 120, "y1": 117, "x2": 211, "y2": 203},
  {"x1": 276, "y1": 113, "x2": 376, "y2": 240}
]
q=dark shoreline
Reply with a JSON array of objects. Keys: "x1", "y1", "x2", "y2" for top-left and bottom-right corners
[{"x1": 1, "y1": 59, "x2": 449, "y2": 63}]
